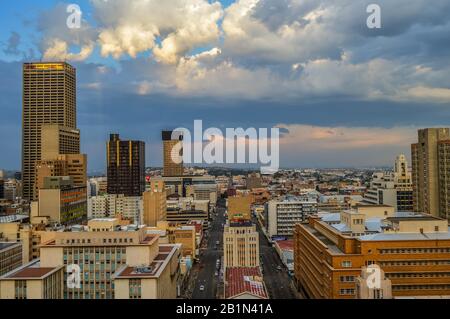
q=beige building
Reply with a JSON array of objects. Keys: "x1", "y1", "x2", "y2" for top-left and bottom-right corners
[
  {"x1": 0, "y1": 260, "x2": 64, "y2": 299},
  {"x1": 223, "y1": 220, "x2": 259, "y2": 270},
  {"x1": 35, "y1": 154, "x2": 87, "y2": 200},
  {"x1": 37, "y1": 176, "x2": 87, "y2": 225},
  {"x1": 22, "y1": 62, "x2": 78, "y2": 200},
  {"x1": 412, "y1": 128, "x2": 450, "y2": 219},
  {"x1": 147, "y1": 222, "x2": 197, "y2": 260},
  {"x1": 228, "y1": 195, "x2": 253, "y2": 220},
  {"x1": 0, "y1": 218, "x2": 181, "y2": 299},
  {"x1": 0, "y1": 242, "x2": 23, "y2": 276},
  {"x1": 143, "y1": 181, "x2": 167, "y2": 227}
]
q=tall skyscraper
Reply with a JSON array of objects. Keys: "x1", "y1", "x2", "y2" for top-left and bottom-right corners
[
  {"x1": 162, "y1": 130, "x2": 183, "y2": 177},
  {"x1": 22, "y1": 62, "x2": 78, "y2": 200},
  {"x1": 411, "y1": 128, "x2": 450, "y2": 219},
  {"x1": 107, "y1": 134, "x2": 145, "y2": 197}
]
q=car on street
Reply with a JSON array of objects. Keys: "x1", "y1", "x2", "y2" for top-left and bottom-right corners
[{"x1": 199, "y1": 285, "x2": 205, "y2": 291}]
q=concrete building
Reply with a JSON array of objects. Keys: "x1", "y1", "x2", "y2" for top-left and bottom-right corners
[
  {"x1": 0, "y1": 218, "x2": 181, "y2": 299},
  {"x1": 107, "y1": 134, "x2": 145, "y2": 197},
  {"x1": 363, "y1": 154, "x2": 413, "y2": 211},
  {"x1": 0, "y1": 259, "x2": 64, "y2": 299},
  {"x1": 22, "y1": 62, "x2": 78, "y2": 200},
  {"x1": 35, "y1": 154, "x2": 87, "y2": 200},
  {"x1": 162, "y1": 130, "x2": 184, "y2": 177},
  {"x1": 223, "y1": 220, "x2": 259, "y2": 269},
  {"x1": 0, "y1": 242, "x2": 23, "y2": 276},
  {"x1": 155, "y1": 175, "x2": 216, "y2": 200},
  {"x1": 228, "y1": 195, "x2": 253, "y2": 220},
  {"x1": 37, "y1": 176, "x2": 87, "y2": 225},
  {"x1": 186, "y1": 184, "x2": 217, "y2": 205},
  {"x1": 88, "y1": 194, "x2": 143, "y2": 223},
  {"x1": 411, "y1": 128, "x2": 450, "y2": 219},
  {"x1": 143, "y1": 181, "x2": 167, "y2": 227},
  {"x1": 166, "y1": 198, "x2": 210, "y2": 215},
  {"x1": 265, "y1": 196, "x2": 318, "y2": 239},
  {"x1": 294, "y1": 208, "x2": 450, "y2": 299}
]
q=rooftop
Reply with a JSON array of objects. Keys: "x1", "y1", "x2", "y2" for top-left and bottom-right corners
[
  {"x1": 0, "y1": 260, "x2": 63, "y2": 280},
  {"x1": 225, "y1": 267, "x2": 268, "y2": 299},
  {"x1": 0, "y1": 242, "x2": 21, "y2": 251},
  {"x1": 274, "y1": 239, "x2": 293, "y2": 251},
  {"x1": 113, "y1": 244, "x2": 180, "y2": 279}
]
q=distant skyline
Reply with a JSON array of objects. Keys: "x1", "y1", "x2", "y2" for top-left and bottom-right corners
[{"x1": 1, "y1": 0, "x2": 450, "y2": 171}]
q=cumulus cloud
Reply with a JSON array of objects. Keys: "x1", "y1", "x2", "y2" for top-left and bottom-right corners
[{"x1": 33, "y1": 0, "x2": 450, "y2": 104}]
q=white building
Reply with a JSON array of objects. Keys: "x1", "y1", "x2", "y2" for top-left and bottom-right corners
[
  {"x1": 265, "y1": 196, "x2": 318, "y2": 239},
  {"x1": 363, "y1": 154, "x2": 413, "y2": 211},
  {"x1": 88, "y1": 194, "x2": 143, "y2": 223}
]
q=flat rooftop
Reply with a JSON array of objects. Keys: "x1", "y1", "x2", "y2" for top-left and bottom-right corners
[
  {"x1": 0, "y1": 242, "x2": 20, "y2": 251},
  {"x1": 0, "y1": 260, "x2": 63, "y2": 280},
  {"x1": 113, "y1": 244, "x2": 179, "y2": 279}
]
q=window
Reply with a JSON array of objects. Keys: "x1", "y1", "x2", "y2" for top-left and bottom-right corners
[{"x1": 341, "y1": 261, "x2": 352, "y2": 268}]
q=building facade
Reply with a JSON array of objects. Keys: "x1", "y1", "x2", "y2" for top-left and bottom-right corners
[
  {"x1": 223, "y1": 221, "x2": 259, "y2": 269},
  {"x1": 0, "y1": 242, "x2": 23, "y2": 276},
  {"x1": 294, "y1": 209, "x2": 450, "y2": 299},
  {"x1": 107, "y1": 134, "x2": 145, "y2": 197},
  {"x1": 266, "y1": 196, "x2": 318, "y2": 239},
  {"x1": 411, "y1": 128, "x2": 450, "y2": 219},
  {"x1": 162, "y1": 130, "x2": 184, "y2": 177},
  {"x1": 22, "y1": 62, "x2": 78, "y2": 200},
  {"x1": 364, "y1": 154, "x2": 413, "y2": 211}
]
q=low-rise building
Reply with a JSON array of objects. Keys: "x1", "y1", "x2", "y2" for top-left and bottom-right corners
[
  {"x1": 0, "y1": 218, "x2": 181, "y2": 299},
  {"x1": 224, "y1": 267, "x2": 268, "y2": 299}
]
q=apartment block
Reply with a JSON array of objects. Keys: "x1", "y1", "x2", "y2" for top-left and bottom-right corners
[
  {"x1": 266, "y1": 196, "x2": 318, "y2": 239},
  {"x1": 411, "y1": 128, "x2": 450, "y2": 219},
  {"x1": 88, "y1": 194, "x2": 143, "y2": 223}
]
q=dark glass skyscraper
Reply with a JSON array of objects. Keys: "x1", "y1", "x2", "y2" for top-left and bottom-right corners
[{"x1": 107, "y1": 134, "x2": 145, "y2": 197}]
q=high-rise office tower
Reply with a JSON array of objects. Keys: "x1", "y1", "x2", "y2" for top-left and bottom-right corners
[
  {"x1": 107, "y1": 134, "x2": 145, "y2": 197},
  {"x1": 22, "y1": 62, "x2": 77, "y2": 200},
  {"x1": 411, "y1": 128, "x2": 450, "y2": 219},
  {"x1": 162, "y1": 130, "x2": 183, "y2": 177}
]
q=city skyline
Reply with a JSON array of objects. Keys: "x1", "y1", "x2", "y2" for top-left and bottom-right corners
[{"x1": 0, "y1": 0, "x2": 450, "y2": 170}]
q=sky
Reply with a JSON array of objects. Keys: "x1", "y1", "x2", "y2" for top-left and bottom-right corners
[{"x1": 0, "y1": 0, "x2": 450, "y2": 172}]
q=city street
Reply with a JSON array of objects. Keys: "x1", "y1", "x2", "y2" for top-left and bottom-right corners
[
  {"x1": 253, "y1": 216, "x2": 298, "y2": 299},
  {"x1": 192, "y1": 198, "x2": 227, "y2": 299}
]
